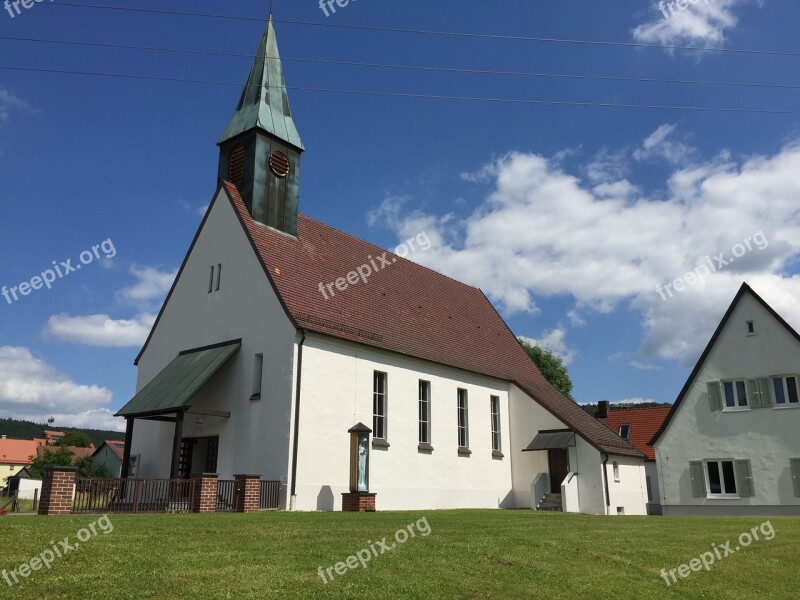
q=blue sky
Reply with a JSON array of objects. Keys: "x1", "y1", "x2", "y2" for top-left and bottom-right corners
[{"x1": 1, "y1": 0, "x2": 798, "y2": 430}]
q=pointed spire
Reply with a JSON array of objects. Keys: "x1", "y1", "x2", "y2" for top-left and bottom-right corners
[{"x1": 218, "y1": 16, "x2": 304, "y2": 150}]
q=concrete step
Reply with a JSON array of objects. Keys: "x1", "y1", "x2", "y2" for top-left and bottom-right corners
[{"x1": 537, "y1": 493, "x2": 563, "y2": 511}]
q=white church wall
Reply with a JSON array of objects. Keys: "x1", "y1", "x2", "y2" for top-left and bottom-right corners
[
  {"x1": 294, "y1": 334, "x2": 515, "y2": 511},
  {"x1": 132, "y1": 188, "x2": 298, "y2": 503}
]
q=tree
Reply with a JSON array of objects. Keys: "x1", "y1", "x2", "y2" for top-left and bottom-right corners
[
  {"x1": 74, "y1": 455, "x2": 93, "y2": 478},
  {"x1": 28, "y1": 447, "x2": 75, "y2": 479},
  {"x1": 93, "y1": 464, "x2": 111, "y2": 478},
  {"x1": 55, "y1": 431, "x2": 92, "y2": 448},
  {"x1": 518, "y1": 338, "x2": 574, "y2": 401}
]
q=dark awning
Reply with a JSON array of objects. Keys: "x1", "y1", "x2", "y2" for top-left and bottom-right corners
[
  {"x1": 522, "y1": 430, "x2": 575, "y2": 452},
  {"x1": 116, "y1": 340, "x2": 240, "y2": 418}
]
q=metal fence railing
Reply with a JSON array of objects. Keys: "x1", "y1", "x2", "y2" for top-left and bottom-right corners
[
  {"x1": 73, "y1": 478, "x2": 195, "y2": 514},
  {"x1": 216, "y1": 480, "x2": 237, "y2": 512},
  {"x1": 259, "y1": 480, "x2": 281, "y2": 510}
]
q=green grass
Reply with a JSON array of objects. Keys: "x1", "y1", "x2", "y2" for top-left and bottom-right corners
[{"x1": 0, "y1": 510, "x2": 797, "y2": 599}]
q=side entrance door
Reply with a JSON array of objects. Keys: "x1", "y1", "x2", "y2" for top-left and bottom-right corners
[{"x1": 548, "y1": 448, "x2": 570, "y2": 494}]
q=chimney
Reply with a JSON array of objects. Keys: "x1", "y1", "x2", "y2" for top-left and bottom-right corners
[{"x1": 597, "y1": 401, "x2": 609, "y2": 419}]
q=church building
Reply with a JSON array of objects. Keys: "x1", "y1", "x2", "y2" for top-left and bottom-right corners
[{"x1": 117, "y1": 18, "x2": 646, "y2": 514}]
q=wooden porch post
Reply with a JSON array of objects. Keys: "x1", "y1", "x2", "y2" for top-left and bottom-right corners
[
  {"x1": 121, "y1": 417, "x2": 135, "y2": 478},
  {"x1": 170, "y1": 412, "x2": 185, "y2": 479}
]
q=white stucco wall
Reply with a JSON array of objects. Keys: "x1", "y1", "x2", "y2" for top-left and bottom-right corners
[
  {"x1": 605, "y1": 455, "x2": 648, "y2": 516},
  {"x1": 655, "y1": 293, "x2": 800, "y2": 515},
  {"x1": 131, "y1": 188, "x2": 298, "y2": 506},
  {"x1": 294, "y1": 335, "x2": 515, "y2": 511}
]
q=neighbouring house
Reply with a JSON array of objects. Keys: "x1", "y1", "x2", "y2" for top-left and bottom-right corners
[
  {"x1": 597, "y1": 401, "x2": 671, "y2": 515},
  {"x1": 651, "y1": 283, "x2": 800, "y2": 516},
  {"x1": 5, "y1": 467, "x2": 42, "y2": 500},
  {"x1": 91, "y1": 441, "x2": 126, "y2": 478},
  {"x1": 36, "y1": 444, "x2": 95, "y2": 462},
  {"x1": 0, "y1": 438, "x2": 40, "y2": 487},
  {"x1": 117, "y1": 18, "x2": 646, "y2": 514}
]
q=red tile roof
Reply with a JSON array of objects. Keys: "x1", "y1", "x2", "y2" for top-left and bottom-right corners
[
  {"x1": 600, "y1": 407, "x2": 671, "y2": 460},
  {"x1": 0, "y1": 440, "x2": 41, "y2": 465},
  {"x1": 222, "y1": 183, "x2": 641, "y2": 458},
  {"x1": 36, "y1": 445, "x2": 95, "y2": 461}
]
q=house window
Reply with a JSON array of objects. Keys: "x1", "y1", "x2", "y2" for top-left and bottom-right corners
[
  {"x1": 772, "y1": 376, "x2": 799, "y2": 406},
  {"x1": 208, "y1": 266, "x2": 215, "y2": 293},
  {"x1": 646, "y1": 475, "x2": 653, "y2": 502},
  {"x1": 373, "y1": 372, "x2": 387, "y2": 441},
  {"x1": 490, "y1": 396, "x2": 502, "y2": 453},
  {"x1": 613, "y1": 461, "x2": 620, "y2": 482},
  {"x1": 457, "y1": 389, "x2": 469, "y2": 449},
  {"x1": 722, "y1": 380, "x2": 748, "y2": 409},
  {"x1": 618, "y1": 424, "x2": 632, "y2": 440},
  {"x1": 746, "y1": 320, "x2": 755, "y2": 335},
  {"x1": 215, "y1": 264, "x2": 222, "y2": 291},
  {"x1": 419, "y1": 380, "x2": 431, "y2": 445},
  {"x1": 251, "y1": 354, "x2": 264, "y2": 400},
  {"x1": 706, "y1": 460, "x2": 737, "y2": 496}
]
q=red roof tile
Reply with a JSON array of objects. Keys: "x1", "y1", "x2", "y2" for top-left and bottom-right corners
[
  {"x1": 220, "y1": 183, "x2": 641, "y2": 458},
  {"x1": 0, "y1": 440, "x2": 41, "y2": 464},
  {"x1": 600, "y1": 407, "x2": 671, "y2": 460}
]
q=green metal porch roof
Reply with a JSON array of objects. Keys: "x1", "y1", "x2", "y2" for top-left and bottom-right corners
[{"x1": 116, "y1": 341, "x2": 241, "y2": 418}]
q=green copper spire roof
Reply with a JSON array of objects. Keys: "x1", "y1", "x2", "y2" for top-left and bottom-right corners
[{"x1": 218, "y1": 17, "x2": 304, "y2": 150}]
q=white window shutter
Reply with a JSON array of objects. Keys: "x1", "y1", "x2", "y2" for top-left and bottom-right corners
[
  {"x1": 690, "y1": 461, "x2": 706, "y2": 497},
  {"x1": 746, "y1": 379, "x2": 761, "y2": 408},
  {"x1": 735, "y1": 460, "x2": 754, "y2": 498},
  {"x1": 758, "y1": 378, "x2": 772, "y2": 408},
  {"x1": 791, "y1": 459, "x2": 800, "y2": 497},
  {"x1": 707, "y1": 382, "x2": 722, "y2": 411}
]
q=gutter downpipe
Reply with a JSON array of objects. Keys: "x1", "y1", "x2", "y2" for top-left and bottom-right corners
[
  {"x1": 289, "y1": 329, "x2": 306, "y2": 511},
  {"x1": 603, "y1": 453, "x2": 611, "y2": 515}
]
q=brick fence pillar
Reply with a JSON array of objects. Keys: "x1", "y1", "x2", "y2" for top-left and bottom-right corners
[
  {"x1": 191, "y1": 473, "x2": 219, "y2": 513},
  {"x1": 341, "y1": 492, "x2": 377, "y2": 512},
  {"x1": 38, "y1": 466, "x2": 78, "y2": 516},
  {"x1": 234, "y1": 474, "x2": 261, "y2": 513}
]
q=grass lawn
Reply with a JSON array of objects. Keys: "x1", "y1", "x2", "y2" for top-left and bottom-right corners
[{"x1": 0, "y1": 510, "x2": 797, "y2": 599}]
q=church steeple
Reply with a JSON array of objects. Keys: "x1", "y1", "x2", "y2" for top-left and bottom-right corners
[{"x1": 217, "y1": 16, "x2": 303, "y2": 236}]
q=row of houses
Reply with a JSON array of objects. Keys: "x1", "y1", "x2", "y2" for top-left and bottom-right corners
[{"x1": 114, "y1": 18, "x2": 800, "y2": 517}]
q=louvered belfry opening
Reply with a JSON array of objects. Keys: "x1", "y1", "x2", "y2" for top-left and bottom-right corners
[{"x1": 228, "y1": 145, "x2": 245, "y2": 185}]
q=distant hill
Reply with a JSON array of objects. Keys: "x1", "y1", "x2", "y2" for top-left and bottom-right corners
[
  {"x1": 0, "y1": 418, "x2": 124, "y2": 447},
  {"x1": 581, "y1": 402, "x2": 672, "y2": 417}
]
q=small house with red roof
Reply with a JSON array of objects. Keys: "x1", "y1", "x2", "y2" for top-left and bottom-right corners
[
  {"x1": 597, "y1": 401, "x2": 670, "y2": 515},
  {"x1": 116, "y1": 19, "x2": 646, "y2": 514}
]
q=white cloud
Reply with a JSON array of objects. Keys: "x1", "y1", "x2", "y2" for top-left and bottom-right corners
[
  {"x1": 519, "y1": 329, "x2": 576, "y2": 365},
  {"x1": 633, "y1": 123, "x2": 696, "y2": 166},
  {"x1": 0, "y1": 346, "x2": 121, "y2": 430},
  {"x1": 116, "y1": 265, "x2": 176, "y2": 307},
  {"x1": 612, "y1": 397, "x2": 659, "y2": 405},
  {"x1": 45, "y1": 313, "x2": 156, "y2": 348},
  {"x1": 376, "y1": 140, "x2": 800, "y2": 366},
  {"x1": 0, "y1": 88, "x2": 31, "y2": 126},
  {"x1": 632, "y1": 0, "x2": 748, "y2": 47},
  {"x1": 630, "y1": 360, "x2": 663, "y2": 371}
]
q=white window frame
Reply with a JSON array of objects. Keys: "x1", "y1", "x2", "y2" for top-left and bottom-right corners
[
  {"x1": 373, "y1": 371, "x2": 388, "y2": 441},
  {"x1": 618, "y1": 424, "x2": 631, "y2": 440},
  {"x1": 457, "y1": 389, "x2": 469, "y2": 450},
  {"x1": 721, "y1": 379, "x2": 750, "y2": 411},
  {"x1": 771, "y1": 374, "x2": 800, "y2": 409},
  {"x1": 704, "y1": 459, "x2": 739, "y2": 499},
  {"x1": 251, "y1": 354, "x2": 264, "y2": 399},
  {"x1": 490, "y1": 396, "x2": 502, "y2": 453},
  {"x1": 613, "y1": 461, "x2": 620, "y2": 482},
  {"x1": 419, "y1": 380, "x2": 431, "y2": 445}
]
